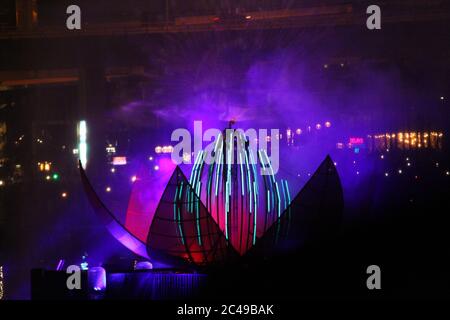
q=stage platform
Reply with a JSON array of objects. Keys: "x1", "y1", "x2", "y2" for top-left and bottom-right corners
[{"x1": 31, "y1": 269, "x2": 208, "y2": 300}]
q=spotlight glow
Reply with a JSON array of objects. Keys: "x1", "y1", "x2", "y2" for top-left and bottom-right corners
[{"x1": 78, "y1": 120, "x2": 88, "y2": 168}]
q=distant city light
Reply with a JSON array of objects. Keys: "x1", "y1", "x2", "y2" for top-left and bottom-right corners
[
  {"x1": 380, "y1": 155, "x2": 384, "y2": 159},
  {"x1": 110, "y1": 167, "x2": 115, "y2": 173},
  {"x1": 52, "y1": 173, "x2": 60, "y2": 180},
  {"x1": 296, "y1": 128, "x2": 302, "y2": 135},
  {"x1": 398, "y1": 169, "x2": 403, "y2": 174},
  {"x1": 61, "y1": 192, "x2": 67, "y2": 198},
  {"x1": 131, "y1": 175, "x2": 137, "y2": 183},
  {"x1": 245, "y1": 15, "x2": 252, "y2": 19},
  {"x1": 446, "y1": 171, "x2": 450, "y2": 176},
  {"x1": 78, "y1": 120, "x2": 88, "y2": 168},
  {"x1": 349, "y1": 137, "x2": 364, "y2": 145},
  {"x1": 325, "y1": 121, "x2": 331, "y2": 128},
  {"x1": 38, "y1": 161, "x2": 51, "y2": 172},
  {"x1": 45, "y1": 175, "x2": 51, "y2": 180},
  {"x1": 161, "y1": 146, "x2": 174, "y2": 153},
  {"x1": 356, "y1": 171, "x2": 360, "y2": 175},
  {"x1": 155, "y1": 146, "x2": 162, "y2": 154},
  {"x1": 154, "y1": 165, "x2": 160, "y2": 171},
  {"x1": 112, "y1": 156, "x2": 127, "y2": 166},
  {"x1": 0, "y1": 265, "x2": 3, "y2": 299},
  {"x1": 106, "y1": 187, "x2": 111, "y2": 192},
  {"x1": 385, "y1": 172, "x2": 389, "y2": 177},
  {"x1": 315, "y1": 123, "x2": 321, "y2": 130},
  {"x1": 106, "y1": 145, "x2": 116, "y2": 154},
  {"x1": 407, "y1": 162, "x2": 411, "y2": 167},
  {"x1": 0, "y1": 180, "x2": 4, "y2": 186},
  {"x1": 148, "y1": 156, "x2": 154, "y2": 161},
  {"x1": 440, "y1": 96, "x2": 444, "y2": 100},
  {"x1": 182, "y1": 152, "x2": 191, "y2": 162}
]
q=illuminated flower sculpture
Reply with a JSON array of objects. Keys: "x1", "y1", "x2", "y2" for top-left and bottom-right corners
[{"x1": 79, "y1": 135, "x2": 343, "y2": 267}]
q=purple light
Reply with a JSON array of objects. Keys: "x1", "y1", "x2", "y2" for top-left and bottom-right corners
[
  {"x1": 88, "y1": 267, "x2": 107, "y2": 292},
  {"x1": 56, "y1": 259, "x2": 64, "y2": 271}
]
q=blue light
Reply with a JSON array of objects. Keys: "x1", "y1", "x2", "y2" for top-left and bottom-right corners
[{"x1": 354, "y1": 147, "x2": 360, "y2": 154}]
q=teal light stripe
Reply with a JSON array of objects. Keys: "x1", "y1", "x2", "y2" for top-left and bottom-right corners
[
  {"x1": 196, "y1": 182, "x2": 202, "y2": 246},
  {"x1": 281, "y1": 179, "x2": 287, "y2": 210},
  {"x1": 214, "y1": 148, "x2": 222, "y2": 196},
  {"x1": 189, "y1": 151, "x2": 201, "y2": 184},
  {"x1": 189, "y1": 151, "x2": 202, "y2": 213},
  {"x1": 239, "y1": 152, "x2": 245, "y2": 196},
  {"x1": 245, "y1": 151, "x2": 252, "y2": 213},
  {"x1": 262, "y1": 150, "x2": 276, "y2": 183},
  {"x1": 177, "y1": 205, "x2": 185, "y2": 245},
  {"x1": 253, "y1": 180, "x2": 258, "y2": 245},
  {"x1": 173, "y1": 182, "x2": 185, "y2": 245},
  {"x1": 206, "y1": 163, "x2": 214, "y2": 203},
  {"x1": 284, "y1": 179, "x2": 291, "y2": 204},
  {"x1": 275, "y1": 181, "x2": 281, "y2": 217},
  {"x1": 249, "y1": 152, "x2": 259, "y2": 199},
  {"x1": 263, "y1": 150, "x2": 280, "y2": 215},
  {"x1": 179, "y1": 182, "x2": 184, "y2": 200},
  {"x1": 173, "y1": 184, "x2": 179, "y2": 221}
]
